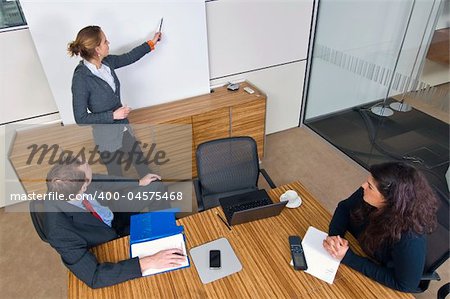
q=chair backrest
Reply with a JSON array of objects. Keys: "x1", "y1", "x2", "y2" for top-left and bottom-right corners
[
  {"x1": 29, "y1": 200, "x2": 48, "y2": 243},
  {"x1": 421, "y1": 187, "x2": 449, "y2": 291},
  {"x1": 196, "y1": 137, "x2": 260, "y2": 197}
]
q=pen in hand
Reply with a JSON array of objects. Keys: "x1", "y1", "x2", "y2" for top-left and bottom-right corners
[
  {"x1": 216, "y1": 212, "x2": 232, "y2": 231},
  {"x1": 158, "y1": 17, "x2": 163, "y2": 41}
]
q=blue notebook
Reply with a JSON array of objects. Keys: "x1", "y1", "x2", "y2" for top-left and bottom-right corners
[{"x1": 130, "y1": 210, "x2": 190, "y2": 276}]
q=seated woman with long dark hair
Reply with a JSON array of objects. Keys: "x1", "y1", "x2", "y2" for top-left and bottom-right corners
[{"x1": 323, "y1": 162, "x2": 438, "y2": 292}]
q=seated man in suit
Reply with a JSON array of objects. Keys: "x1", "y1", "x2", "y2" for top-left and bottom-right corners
[{"x1": 43, "y1": 158, "x2": 186, "y2": 288}]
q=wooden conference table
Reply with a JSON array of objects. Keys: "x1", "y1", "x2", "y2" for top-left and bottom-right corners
[{"x1": 68, "y1": 181, "x2": 413, "y2": 299}]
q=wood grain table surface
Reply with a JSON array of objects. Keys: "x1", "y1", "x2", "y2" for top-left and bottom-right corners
[{"x1": 68, "y1": 181, "x2": 413, "y2": 299}]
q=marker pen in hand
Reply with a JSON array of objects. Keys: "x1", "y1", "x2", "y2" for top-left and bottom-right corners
[{"x1": 158, "y1": 17, "x2": 163, "y2": 41}]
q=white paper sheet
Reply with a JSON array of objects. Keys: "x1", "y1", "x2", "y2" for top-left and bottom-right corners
[
  {"x1": 131, "y1": 233, "x2": 188, "y2": 276},
  {"x1": 302, "y1": 226, "x2": 340, "y2": 284}
]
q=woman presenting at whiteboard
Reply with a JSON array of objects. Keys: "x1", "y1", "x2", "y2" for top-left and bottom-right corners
[{"x1": 68, "y1": 25, "x2": 161, "y2": 178}]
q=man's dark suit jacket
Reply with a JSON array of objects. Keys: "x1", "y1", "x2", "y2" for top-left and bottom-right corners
[{"x1": 44, "y1": 174, "x2": 165, "y2": 289}]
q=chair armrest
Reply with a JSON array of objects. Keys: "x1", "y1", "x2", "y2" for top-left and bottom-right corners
[
  {"x1": 260, "y1": 168, "x2": 276, "y2": 189},
  {"x1": 421, "y1": 271, "x2": 441, "y2": 281},
  {"x1": 193, "y1": 179, "x2": 205, "y2": 212}
]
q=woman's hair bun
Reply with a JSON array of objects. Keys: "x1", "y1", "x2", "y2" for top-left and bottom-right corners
[{"x1": 67, "y1": 41, "x2": 80, "y2": 57}]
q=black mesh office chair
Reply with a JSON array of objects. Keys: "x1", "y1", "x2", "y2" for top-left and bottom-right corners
[
  {"x1": 193, "y1": 136, "x2": 276, "y2": 212},
  {"x1": 29, "y1": 200, "x2": 48, "y2": 243},
  {"x1": 419, "y1": 187, "x2": 449, "y2": 292},
  {"x1": 437, "y1": 283, "x2": 449, "y2": 299}
]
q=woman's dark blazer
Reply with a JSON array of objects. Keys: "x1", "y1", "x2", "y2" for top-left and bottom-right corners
[{"x1": 71, "y1": 42, "x2": 152, "y2": 152}]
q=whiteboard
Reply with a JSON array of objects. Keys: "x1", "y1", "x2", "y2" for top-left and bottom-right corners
[
  {"x1": 21, "y1": 0, "x2": 210, "y2": 124},
  {"x1": 206, "y1": 0, "x2": 313, "y2": 79}
]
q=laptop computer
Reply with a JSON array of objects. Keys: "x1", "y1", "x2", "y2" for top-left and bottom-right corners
[{"x1": 219, "y1": 189, "x2": 287, "y2": 226}]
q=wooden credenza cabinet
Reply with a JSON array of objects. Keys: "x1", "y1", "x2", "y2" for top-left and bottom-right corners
[
  {"x1": 129, "y1": 81, "x2": 266, "y2": 177},
  {"x1": 426, "y1": 28, "x2": 449, "y2": 65},
  {"x1": 9, "y1": 82, "x2": 266, "y2": 195}
]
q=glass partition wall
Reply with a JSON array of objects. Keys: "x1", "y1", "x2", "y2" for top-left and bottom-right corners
[{"x1": 304, "y1": 0, "x2": 449, "y2": 196}]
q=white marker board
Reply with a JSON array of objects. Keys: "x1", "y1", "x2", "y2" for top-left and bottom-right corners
[{"x1": 21, "y1": 0, "x2": 210, "y2": 124}]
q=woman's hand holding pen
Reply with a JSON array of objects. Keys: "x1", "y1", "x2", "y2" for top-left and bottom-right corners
[
  {"x1": 323, "y1": 235, "x2": 349, "y2": 260},
  {"x1": 151, "y1": 32, "x2": 162, "y2": 45},
  {"x1": 113, "y1": 105, "x2": 131, "y2": 120}
]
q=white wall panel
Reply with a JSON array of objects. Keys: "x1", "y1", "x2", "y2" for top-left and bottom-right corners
[
  {"x1": 207, "y1": 0, "x2": 313, "y2": 79},
  {"x1": 210, "y1": 61, "x2": 306, "y2": 134},
  {"x1": 0, "y1": 29, "x2": 57, "y2": 124}
]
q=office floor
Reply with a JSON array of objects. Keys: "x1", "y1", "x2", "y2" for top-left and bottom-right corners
[
  {"x1": 0, "y1": 127, "x2": 448, "y2": 299},
  {"x1": 402, "y1": 82, "x2": 449, "y2": 124},
  {"x1": 305, "y1": 97, "x2": 449, "y2": 198}
]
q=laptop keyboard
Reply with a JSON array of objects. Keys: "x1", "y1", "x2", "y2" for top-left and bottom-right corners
[{"x1": 225, "y1": 198, "x2": 272, "y2": 215}]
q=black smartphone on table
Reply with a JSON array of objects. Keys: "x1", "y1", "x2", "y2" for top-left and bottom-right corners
[
  {"x1": 209, "y1": 250, "x2": 221, "y2": 269},
  {"x1": 289, "y1": 236, "x2": 308, "y2": 271}
]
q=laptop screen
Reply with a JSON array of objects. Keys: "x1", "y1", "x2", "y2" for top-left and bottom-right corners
[
  {"x1": 230, "y1": 200, "x2": 287, "y2": 225},
  {"x1": 219, "y1": 189, "x2": 287, "y2": 226}
]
